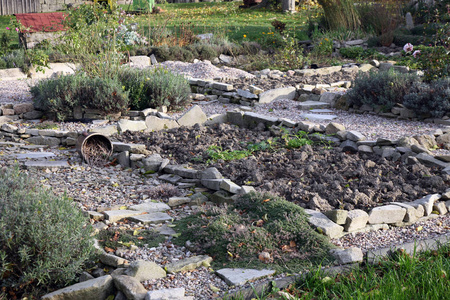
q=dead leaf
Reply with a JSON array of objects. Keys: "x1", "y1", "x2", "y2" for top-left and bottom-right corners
[
  {"x1": 262, "y1": 199, "x2": 271, "y2": 203},
  {"x1": 104, "y1": 246, "x2": 115, "y2": 253}
]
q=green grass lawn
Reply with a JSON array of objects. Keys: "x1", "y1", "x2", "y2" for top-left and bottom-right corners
[
  {"x1": 132, "y1": 2, "x2": 318, "y2": 43},
  {"x1": 280, "y1": 247, "x2": 450, "y2": 299}
]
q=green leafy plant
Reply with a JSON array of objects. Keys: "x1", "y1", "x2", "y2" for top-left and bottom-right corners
[
  {"x1": 206, "y1": 145, "x2": 253, "y2": 163},
  {"x1": 281, "y1": 129, "x2": 313, "y2": 149},
  {"x1": 0, "y1": 166, "x2": 95, "y2": 297}
]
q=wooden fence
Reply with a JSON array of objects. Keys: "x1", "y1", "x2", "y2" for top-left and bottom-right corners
[{"x1": 0, "y1": 0, "x2": 39, "y2": 16}]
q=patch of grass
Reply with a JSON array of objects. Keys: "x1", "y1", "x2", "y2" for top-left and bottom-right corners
[
  {"x1": 32, "y1": 121, "x2": 59, "y2": 130},
  {"x1": 284, "y1": 246, "x2": 450, "y2": 299},
  {"x1": 174, "y1": 192, "x2": 334, "y2": 274},
  {"x1": 97, "y1": 226, "x2": 166, "y2": 251}
]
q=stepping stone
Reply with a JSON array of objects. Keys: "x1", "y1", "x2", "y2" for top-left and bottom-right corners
[
  {"x1": 102, "y1": 210, "x2": 144, "y2": 223},
  {"x1": 309, "y1": 109, "x2": 335, "y2": 113},
  {"x1": 216, "y1": 268, "x2": 276, "y2": 286},
  {"x1": 129, "y1": 202, "x2": 170, "y2": 212},
  {"x1": 165, "y1": 255, "x2": 212, "y2": 274},
  {"x1": 128, "y1": 212, "x2": 172, "y2": 224},
  {"x1": 297, "y1": 101, "x2": 331, "y2": 110},
  {"x1": 155, "y1": 224, "x2": 177, "y2": 236},
  {"x1": 302, "y1": 113, "x2": 337, "y2": 121},
  {"x1": 24, "y1": 160, "x2": 70, "y2": 169},
  {"x1": 13, "y1": 152, "x2": 56, "y2": 159},
  {"x1": 0, "y1": 141, "x2": 25, "y2": 147},
  {"x1": 41, "y1": 275, "x2": 114, "y2": 300}
]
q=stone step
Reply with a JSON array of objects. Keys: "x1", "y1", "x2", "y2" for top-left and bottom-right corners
[
  {"x1": 216, "y1": 268, "x2": 276, "y2": 286},
  {"x1": 297, "y1": 101, "x2": 331, "y2": 110},
  {"x1": 302, "y1": 113, "x2": 337, "y2": 121},
  {"x1": 24, "y1": 160, "x2": 70, "y2": 169}
]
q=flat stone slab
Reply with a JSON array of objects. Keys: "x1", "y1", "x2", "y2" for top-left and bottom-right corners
[
  {"x1": 129, "y1": 202, "x2": 170, "y2": 212},
  {"x1": 259, "y1": 87, "x2": 296, "y2": 104},
  {"x1": 41, "y1": 275, "x2": 114, "y2": 300},
  {"x1": 302, "y1": 113, "x2": 337, "y2": 121},
  {"x1": 165, "y1": 255, "x2": 212, "y2": 274},
  {"x1": 128, "y1": 212, "x2": 172, "y2": 224},
  {"x1": 102, "y1": 210, "x2": 143, "y2": 223},
  {"x1": 309, "y1": 109, "x2": 335, "y2": 113},
  {"x1": 304, "y1": 209, "x2": 344, "y2": 238},
  {"x1": 13, "y1": 152, "x2": 56, "y2": 159},
  {"x1": 297, "y1": 101, "x2": 331, "y2": 110},
  {"x1": 24, "y1": 160, "x2": 70, "y2": 169},
  {"x1": 216, "y1": 268, "x2": 276, "y2": 286}
]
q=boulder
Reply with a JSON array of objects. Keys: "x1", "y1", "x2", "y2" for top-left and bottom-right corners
[{"x1": 325, "y1": 122, "x2": 345, "y2": 134}]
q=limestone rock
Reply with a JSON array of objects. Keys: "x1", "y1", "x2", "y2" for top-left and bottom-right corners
[
  {"x1": 304, "y1": 209, "x2": 344, "y2": 239},
  {"x1": 177, "y1": 105, "x2": 207, "y2": 127},
  {"x1": 118, "y1": 119, "x2": 147, "y2": 133},
  {"x1": 125, "y1": 260, "x2": 166, "y2": 281},
  {"x1": 324, "y1": 209, "x2": 348, "y2": 225},
  {"x1": 216, "y1": 268, "x2": 276, "y2": 286},
  {"x1": 103, "y1": 210, "x2": 143, "y2": 223},
  {"x1": 344, "y1": 209, "x2": 369, "y2": 232},
  {"x1": 368, "y1": 205, "x2": 406, "y2": 224},
  {"x1": 330, "y1": 247, "x2": 363, "y2": 264},
  {"x1": 42, "y1": 275, "x2": 114, "y2": 300},
  {"x1": 165, "y1": 255, "x2": 213, "y2": 274},
  {"x1": 113, "y1": 275, "x2": 147, "y2": 300},
  {"x1": 259, "y1": 87, "x2": 296, "y2": 104},
  {"x1": 100, "y1": 253, "x2": 129, "y2": 268},
  {"x1": 145, "y1": 116, "x2": 179, "y2": 131},
  {"x1": 325, "y1": 122, "x2": 345, "y2": 134},
  {"x1": 145, "y1": 288, "x2": 192, "y2": 300},
  {"x1": 409, "y1": 194, "x2": 441, "y2": 216}
]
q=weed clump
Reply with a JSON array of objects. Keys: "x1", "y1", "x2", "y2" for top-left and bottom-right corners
[
  {"x1": 0, "y1": 166, "x2": 95, "y2": 297},
  {"x1": 175, "y1": 192, "x2": 334, "y2": 273}
]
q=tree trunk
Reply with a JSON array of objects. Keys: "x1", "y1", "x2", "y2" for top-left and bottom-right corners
[{"x1": 282, "y1": 0, "x2": 295, "y2": 13}]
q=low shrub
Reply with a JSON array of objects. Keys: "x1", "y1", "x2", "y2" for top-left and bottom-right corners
[
  {"x1": 346, "y1": 70, "x2": 419, "y2": 111},
  {"x1": 404, "y1": 77, "x2": 450, "y2": 118},
  {"x1": 175, "y1": 192, "x2": 333, "y2": 272},
  {"x1": 118, "y1": 66, "x2": 190, "y2": 111},
  {"x1": 31, "y1": 73, "x2": 129, "y2": 121},
  {"x1": 339, "y1": 46, "x2": 380, "y2": 60},
  {"x1": 0, "y1": 166, "x2": 95, "y2": 297},
  {"x1": 0, "y1": 49, "x2": 30, "y2": 73}
]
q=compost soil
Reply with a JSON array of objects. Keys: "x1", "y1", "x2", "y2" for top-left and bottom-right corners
[{"x1": 117, "y1": 123, "x2": 449, "y2": 211}]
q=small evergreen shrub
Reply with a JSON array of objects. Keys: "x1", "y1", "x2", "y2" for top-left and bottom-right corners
[
  {"x1": 196, "y1": 45, "x2": 218, "y2": 60},
  {"x1": 339, "y1": 46, "x2": 381, "y2": 60},
  {"x1": 0, "y1": 166, "x2": 95, "y2": 296},
  {"x1": 175, "y1": 192, "x2": 333, "y2": 272},
  {"x1": 346, "y1": 70, "x2": 419, "y2": 111},
  {"x1": 31, "y1": 73, "x2": 129, "y2": 121},
  {"x1": 404, "y1": 78, "x2": 450, "y2": 118},
  {"x1": 118, "y1": 67, "x2": 191, "y2": 111},
  {"x1": 0, "y1": 50, "x2": 30, "y2": 73}
]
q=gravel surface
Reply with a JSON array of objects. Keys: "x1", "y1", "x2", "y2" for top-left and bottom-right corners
[{"x1": 1, "y1": 62, "x2": 449, "y2": 298}]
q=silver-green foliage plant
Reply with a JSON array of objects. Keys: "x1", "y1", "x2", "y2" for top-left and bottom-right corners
[
  {"x1": 118, "y1": 66, "x2": 191, "y2": 111},
  {"x1": 346, "y1": 70, "x2": 419, "y2": 111},
  {"x1": 0, "y1": 166, "x2": 95, "y2": 294}
]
